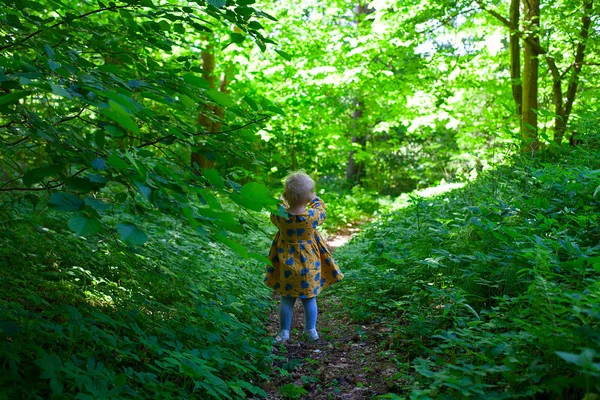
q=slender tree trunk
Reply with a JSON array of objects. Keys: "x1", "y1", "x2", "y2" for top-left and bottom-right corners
[
  {"x1": 191, "y1": 43, "x2": 231, "y2": 171},
  {"x1": 346, "y1": 100, "x2": 365, "y2": 182},
  {"x1": 559, "y1": 0, "x2": 593, "y2": 144},
  {"x1": 509, "y1": 0, "x2": 522, "y2": 115},
  {"x1": 521, "y1": 0, "x2": 540, "y2": 152},
  {"x1": 346, "y1": 1, "x2": 372, "y2": 183}
]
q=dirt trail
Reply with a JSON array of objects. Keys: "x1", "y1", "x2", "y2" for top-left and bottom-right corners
[{"x1": 259, "y1": 223, "x2": 399, "y2": 399}]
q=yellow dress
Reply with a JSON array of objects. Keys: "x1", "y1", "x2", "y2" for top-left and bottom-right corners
[{"x1": 264, "y1": 197, "x2": 344, "y2": 298}]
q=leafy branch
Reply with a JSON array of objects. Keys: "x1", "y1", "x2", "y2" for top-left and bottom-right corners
[{"x1": 0, "y1": 4, "x2": 133, "y2": 51}]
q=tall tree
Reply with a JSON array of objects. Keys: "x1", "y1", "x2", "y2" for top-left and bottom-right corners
[{"x1": 477, "y1": 0, "x2": 596, "y2": 148}]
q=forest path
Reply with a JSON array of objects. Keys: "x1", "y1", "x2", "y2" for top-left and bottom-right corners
[{"x1": 260, "y1": 222, "x2": 398, "y2": 399}]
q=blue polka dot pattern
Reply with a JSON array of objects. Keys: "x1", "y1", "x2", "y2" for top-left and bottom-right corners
[{"x1": 263, "y1": 197, "x2": 344, "y2": 298}]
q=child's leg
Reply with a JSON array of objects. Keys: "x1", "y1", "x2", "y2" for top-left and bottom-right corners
[
  {"x1": 300, "y1": 297, "x2": 318, "y2": 339},
  {"x1": 278, "y1": 296, "x2": 296, "y2": 340}
]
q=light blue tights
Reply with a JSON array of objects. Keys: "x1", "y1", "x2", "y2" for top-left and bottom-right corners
[{"x1": 279, "y1": 296, "x2": 317, "y2": 331}]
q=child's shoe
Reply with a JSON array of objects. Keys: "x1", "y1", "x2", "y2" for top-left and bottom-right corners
[
  {"x1": 274, "y1": 329, "x2": 290, "y2": 342},
  {"x1": 304, "y1": 329, "x2": 319, "y2": 341}
]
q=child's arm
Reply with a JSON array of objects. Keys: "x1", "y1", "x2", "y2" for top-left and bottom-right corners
[{"x1": 308, "y1": 197, "x2": 327, "y2": 226}]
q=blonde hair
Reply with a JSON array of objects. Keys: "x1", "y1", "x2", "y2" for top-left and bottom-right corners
[{"x1": 284, "y1": 171, "x2": 315, "y2": 205}]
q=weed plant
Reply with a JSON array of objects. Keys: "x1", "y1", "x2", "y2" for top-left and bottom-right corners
[
  {"x1": 334, "y1": 145, "x2": 600, "y2": 399},
  {"x1": 0, "y1": 201, "x2": 273, "y2": 398}
]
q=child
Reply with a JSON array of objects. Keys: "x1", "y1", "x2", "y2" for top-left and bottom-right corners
[{"x1": 264, "y1": 171, "x2": 344, "y2": 342}]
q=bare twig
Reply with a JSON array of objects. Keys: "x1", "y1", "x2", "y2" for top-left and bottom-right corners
[
  {"x1": 59, "y1": 106, "x2": 88, "y2": 123},
  {"x1": 0, "y1": 167, "x2": 87, "y2": 192}
]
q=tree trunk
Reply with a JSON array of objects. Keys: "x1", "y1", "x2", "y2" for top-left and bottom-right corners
[
  {"x1": 509, "y1": 0, "x2": 522, "y2": 115},
  {"x1": 521, "y1": 0, "x2": 540, "y2": 152},
  {"x1": 346, "y1": 1, "x2": 372, "y2": 183},
  {"x1": 191, "y1": 43, "x2": 230, "y2": 171},
  {"x1": 346, "y1": 100, "x2": 365, "y2": 182},
  {"x1": 557, "y1": 0, "x2": 593, "y2": 144}
]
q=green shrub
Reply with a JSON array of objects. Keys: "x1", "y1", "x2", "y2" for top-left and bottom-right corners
[
  {"x1": 0, "y1": 204, "x2": 273, "y2": 399},
  {"x1": 334, "y1": 146, "x2": 600, "y2": 398}
]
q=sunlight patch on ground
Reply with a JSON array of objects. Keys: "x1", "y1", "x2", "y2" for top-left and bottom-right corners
[{"x1": 391, "y1": 182, "x2": 466, "y2": 211}]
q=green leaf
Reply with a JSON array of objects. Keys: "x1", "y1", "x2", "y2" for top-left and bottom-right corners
[
  {"x1": 183, "y1": 73, "x2": 210, "y2": 89},
  {"x1": 49, "y1": 379, "x2": 63, "y2": 394},
  {"x1": 214, "y1": 233, "x2": 248, "y2": 258},
  {"x1": 0, "y1": 320, "x2": 20, "y2": 336},
  {"x1": 114, "y1": 373, "x2": 127, "y2": 387},
  {"x1": 44, "y1": 44, "x2": 56, "y2": 59},
  {"x1": 556, "y1": 351, "x2": 581, "y2": 365},
  {"x1": 100, "y1": 108, "x2": 140, "y2": 134},
  {"x1": 50, "y1": 83, "x2": 73, "y2": 99},
  {"x1": 38, "y1": 352, "x2": 63, "y2": 380},
  {"x1": 95, "y1": 130, "x2": 105, "y2": 149},
  {"x1": 275, "y1": 50, "x2": 292, "y2": 61},
  {"x1": 249, "y1": 253, "x2": 272, "y2": 265},
  {"x1": 206, "y1": 89, "x2": 234, "y2": 107},
  {"x1": 107, "y1": 154, "x2": 130, "y2": 169},
  {"x1": 203, "y1": 169, "x2": 225, "y2": 189},
  {"x1": 231, "y1": 182, "x2": 276, "y2": 211},
  {"x1": 49, "y1": 193, "x2": 85, "y2": 212},
  {"x1": 22, "y1": 164, "x2": 64, "y2": 186},
  {"x1": 247, "y1": 20, "x2": 263, "y2": 30},
  {"x1": 208, "y1": 0, "x2": 226, "y2": 8},
  {"x1": 68, "y1": 215, "x2": 102, "y2": 236},
  {"x1": 85, "y1": 197, "x2": 110, "y2": 211},
  {"x1": 173, "y1": 23, "x2": 185, "y2": 34},
  {"x1": 230, "y1": 32, "x2": 245, "y2": 44},
  {"x1": 243, "y1": 95, "x2": 258, "y2": 111},
  {"x1": 117, "y1": 223, "x2": 148, "y2": 245},
  {"x1": 0, "y1": 91, "x2": 31, "y2": 106},
  {"x1": 135, "y1": 181, "x2": 152, "y2": 200}
]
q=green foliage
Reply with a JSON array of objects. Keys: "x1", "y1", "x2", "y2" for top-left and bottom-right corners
[
  {"x1": 278, "y1": 383, "x2": 308, "y2": 399},
  {"x1": 334, "y1": 145, "x2": 600, "y2": 398},
  {"x1": 0, "y1": 202, "x2": 273, "y2": 398},
  {"x1": 320, "y1": 184, "x2": 389, "y2": 230},
  {"x1": 0, "y1": 0, "x2": 280, "y2": 255}
]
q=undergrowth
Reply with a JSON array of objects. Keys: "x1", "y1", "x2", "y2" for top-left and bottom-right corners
[
  {"x1": 0, "y1": 201, "x2": 273, "y2": 399},
  {"x1": 334, "y1": 145, "x2": 600, "y2": 399}
]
